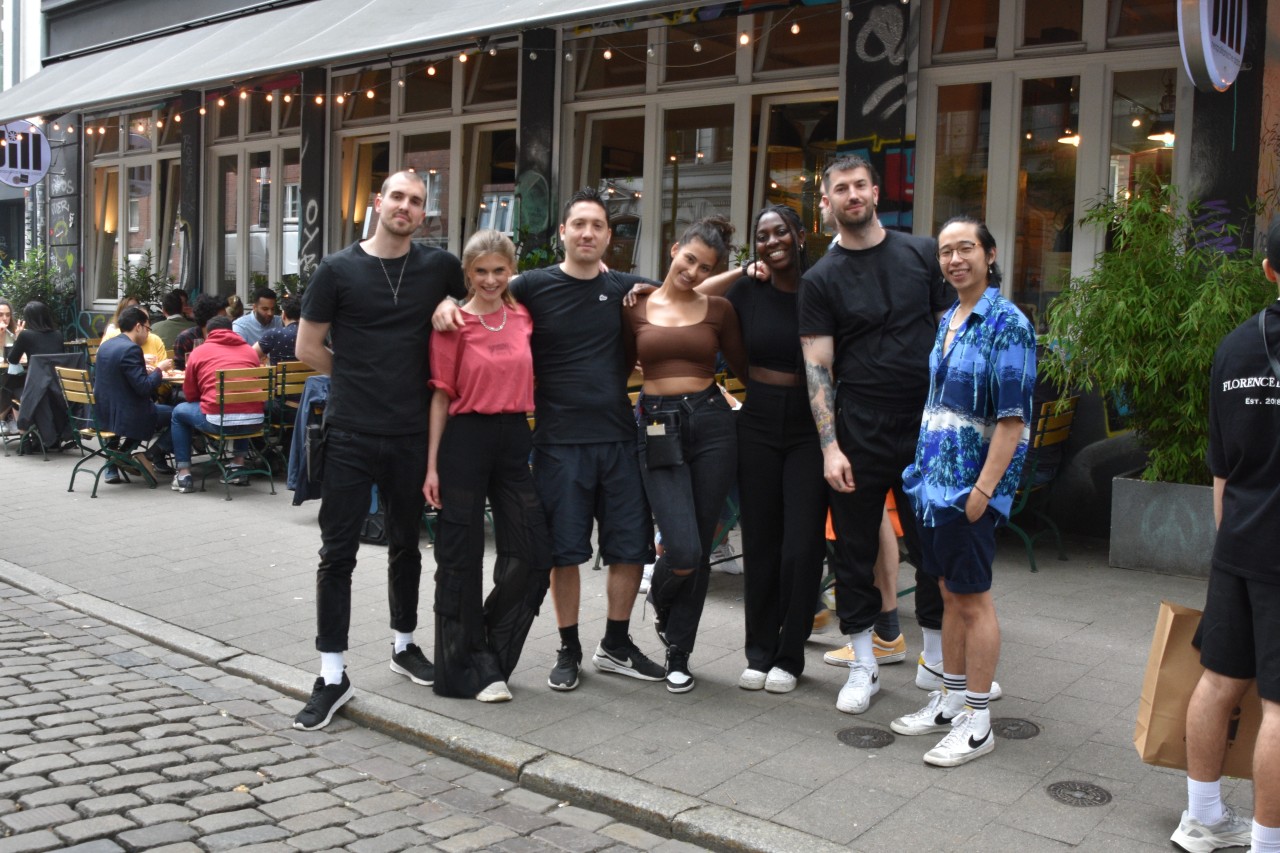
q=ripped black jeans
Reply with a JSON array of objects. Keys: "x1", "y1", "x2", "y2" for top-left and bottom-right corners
[{"x1": 433, "y1": 413, "x2": 551, "y2": 698}]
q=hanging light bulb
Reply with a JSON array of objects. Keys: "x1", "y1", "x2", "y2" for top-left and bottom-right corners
[
  {"x1": 489, "y1": 47, "x2": 497, "y2": 56},
  {"x1": 336, "y1": 94, "x2": 346, "y2": 104},
  {"x1": 155, "y1": 119, "x2": 163, "y2": 128},
  {"x1": 217, "y1": 97, "x2": 226, "y2": 107},
  {"x1": 791, "y1": 23, "x2": 801, "y2": 35},
  {"x1": 266, "y1": 93, "x2": 274, "y2": 102},
  {"x1": 529, "y1": 51, "x2": 537, "y2": 60},
  {"x1": 366, "y1": 89, "x2": 375, "y2": 99},
  {"x1": 603, "y1": 48, "x2": 613, "y2": 60},
  {"x1": 647, "y1": 46, "x2": 655, "y2": 57},
  {"x1": 693, "y1": 40, "x2": 703, "y2": 52},
  {"x1": 565, "y1": 50, "x2": 573, "y2": 61},
  {"x1": 458, "y1": 52, "x2": 468, "y2": 63},
  {"x1": 239, "y1": 89, "x2": 248, "y2": 100},
  {"x1": 173, "y1": 114, "x2": 181, "y2": 123},
  {"x1": 397, "y1": 79, "x2": 405, "y2": 88},
  {"x1": 427, "y1": 65, "x2": 437, "y2": 76},
  {"x1": 314, "y1": 95, "x2": 324, "y2": 105},
  {"x1": 66, "y1": 125, "x2": 75, "y2": 134},
  {"x1": 199, "y1": 106, "x2": 207, "y2": 115},
  {"x1": 283, "y1": 93, "x2": 292, "y2": 103},
  {"x1": 739, "y1": 32, "x2": 749, "y2": 46},
  {"x1": 845, "y1": 9, "x2": 854, "y2": 20}
]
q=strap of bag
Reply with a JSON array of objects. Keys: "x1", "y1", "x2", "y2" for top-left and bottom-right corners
[{"x1": 1259, "y1": 310, "x2": 1280, "y2": 381}]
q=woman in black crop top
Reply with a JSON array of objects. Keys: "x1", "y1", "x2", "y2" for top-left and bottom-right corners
[{"x1": 622, "y1": 216, "x2": 746, "y2": 693}]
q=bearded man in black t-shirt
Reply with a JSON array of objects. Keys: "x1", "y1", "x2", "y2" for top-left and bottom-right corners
[{"x1": 292, "y1": 170, "x2": 465, "y2": 731}]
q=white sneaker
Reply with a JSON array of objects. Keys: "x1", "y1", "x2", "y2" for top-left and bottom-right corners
[
  {"x1": 890, "y1": 690, "x2": 961, "y2": 736},
  {"x1": 476, "y1": 681, "x2": 512, "y2": 703},
  {"x1": 710, "y1": 543, "x2": 742, "y2": 575},
  {"x1": 764, "y1": 667, "x2": 797, "y2": 694},
  {"x1": 639, "y1": 563, "x2": 654, "y2": 595},
  {"x1": 914, "y1": 655, "x2": 1002, "y2": 699},
  {"x1": 738, "y1": 668, "x2": 767, "y2": 690},
  {"x1": 835, "y1": 662, "x2": 879, "y2": 714},
  {"x1": 923, "y1": 711, "x2": 995, "y2": 767},
  {"x1": 1170, "y1": 806, "x2": 1252, "y2": 853}
]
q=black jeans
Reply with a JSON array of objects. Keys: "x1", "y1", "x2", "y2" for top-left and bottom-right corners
[
  {"x1": 433, "y1": 413, "x2": 551, "y2": 698},
  {"x1": 639, "y1": 385, "x2": 737, "y2": 655},
  {"x1": 315, "y1": 427, "x2": 427, "y2": 652},
  {"x1": 828, "y1": 392, "x2": 943, "y2": 636},
  {"x1": 738, "y1": 382, "x2": 828, "y2": 676}
]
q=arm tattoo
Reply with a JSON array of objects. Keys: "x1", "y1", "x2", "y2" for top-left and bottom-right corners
[{"x1": 801, "y1": 339, "x2": 838, "y2": 451}]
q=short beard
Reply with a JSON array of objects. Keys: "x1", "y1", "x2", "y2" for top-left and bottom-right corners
[{"x1": 833, "y1": 202, "x2": 875, "y2": 232}]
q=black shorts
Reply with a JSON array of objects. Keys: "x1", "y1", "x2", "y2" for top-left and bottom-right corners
[
  {"x1": 532, "y1": 441, "x2": 653, "y2": 568},
  {"x1": 1197, "y1": 568, "x2": 1280, "y2": 702},
  {"x1": 917, "y1": 509, "x2": 997, "y2": 594}
]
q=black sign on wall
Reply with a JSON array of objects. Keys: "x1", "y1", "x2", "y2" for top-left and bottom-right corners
[
  {"x1": 45, "y1": 113, "x2": 80, "y2": 288},
  {"x1": 298, "y1": 67, "x2": 327, "y2": 284},
  {"x1": 516, "y1": 29, "x2": 556, "y2": 255},
  {"x1": 180, "y1": 90, "x2": 203, "y2": 292}
]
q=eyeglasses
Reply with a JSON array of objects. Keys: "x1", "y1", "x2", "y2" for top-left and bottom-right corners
[{"x1": 937, "y1": 241, "x2": 979, "y2": 262}]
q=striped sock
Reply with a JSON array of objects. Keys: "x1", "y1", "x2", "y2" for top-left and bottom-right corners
[
  {"x1": 943, "y1": 672, "x2": 966, "y2": 695},
  {"x1": 965, "y1": 690, "x2": 991, "y2": 712}
]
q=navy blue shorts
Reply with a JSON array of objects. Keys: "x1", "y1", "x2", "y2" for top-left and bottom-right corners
[
  {"x1": 917, "y1": 509, "x2": 997, "y2": 594},
  {"x1": 532, "y1": 441, "x2": 653, "y2": 568},
  {"x1": 1196, "y1": 568, "x2": 1280, "y2": 702}
]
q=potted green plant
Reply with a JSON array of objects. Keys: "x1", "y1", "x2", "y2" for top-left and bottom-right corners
[
  {"x1": 115, "y1": 251, "x2": 173, "y2": 315},
  {"x1": 0, "y1": 246, "x2": 76, "y2": 336},
  {"x1": 1041, "y1": 178, "x2": 1271, "y2": 575}
]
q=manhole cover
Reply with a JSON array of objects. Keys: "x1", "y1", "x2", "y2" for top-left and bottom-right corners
[
  {"x1": 992, "y1": 718, "x2": 1040, "y2": 740},
  {"x1": 836, "y1": 726, "x2": 894, "y2": 749},
  {"x1": 1046, "y1": 781, "x2": 1112, "y2": 807}
]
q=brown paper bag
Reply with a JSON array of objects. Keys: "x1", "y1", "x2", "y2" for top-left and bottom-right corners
[{"x1": 1134, "y1": 600, "x2": 1261, "y2": 779}]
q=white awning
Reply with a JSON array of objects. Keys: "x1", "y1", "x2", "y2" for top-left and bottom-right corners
[{"x1": 0, "y1": 0, "x2": 661, "y2": 123}]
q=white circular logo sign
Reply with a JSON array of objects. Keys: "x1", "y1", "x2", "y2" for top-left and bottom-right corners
[
  {"x1": 1179, "y1": 0, "x2": 1246, "y2": 93},
  {"x1": 0, "y1": 120, "x2": 51, "y2": 188}
]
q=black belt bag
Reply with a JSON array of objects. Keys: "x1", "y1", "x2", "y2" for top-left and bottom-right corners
[{"x1": 641, "y1": 410, "x2": 684, "y2": 470}]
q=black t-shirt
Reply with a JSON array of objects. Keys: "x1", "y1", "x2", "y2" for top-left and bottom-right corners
[
  {"x1": 510, "y1": 265, "x2": 646, "y2": 445},
  {"x1": 1207, "y1": 301, "x2": 1280, "y2": 582},
  {"x1": 8, "y1": 329, "x2": 63, "y2": 363},
  {"x1": 798, "y1": 230, "x2": 953, "y2": 412},
  {"x1": 302, "y1": 241, "x2": 464, "y2": 435},
  {"x1": 726, "y1": 275, "x2": 803, "y2": 375}
]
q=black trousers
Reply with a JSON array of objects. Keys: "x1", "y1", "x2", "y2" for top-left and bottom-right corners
[
  {"x1": 433, "y1": 413, "x2": 551, "y2": 698},
  {"x1": 828, "y1": 394, "x2": 943, "y2": 635},
  {"x1": 315, "y1": 427, "x2": 427, "y2": 652},
  {"x1": 640, "y1": 386, "x2": 737, "y2": 655},
  {"x1": 738, "y1": 382, "x2": 828, "y2": 677}
]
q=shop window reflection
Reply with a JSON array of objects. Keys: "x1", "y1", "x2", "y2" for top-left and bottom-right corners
[
  {"x1": 92, "y1": 166, "x2": 119, "y2": 301},
  {"x1": 932, "y1": 83, "x2": 990, "y2": 234},
  {"x1": 933, "y1": 0, "x2": 998, "y2": 55},
  {"x1": 760, "y1": 101, "x2": 837, "y2": 269},
  {"x1": 404, "y1": 133, "x2": 451, "y2": 249},
  {"x1": 662, "y1": 105, "x2": 734, "y2": 264},
  {"x1": 338, "y1": 137, "x2": 390, "y2": 246}
]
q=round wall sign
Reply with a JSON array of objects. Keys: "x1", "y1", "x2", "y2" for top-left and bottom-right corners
[
  {"x1": 0, "y1": 120, "x2": 51, "y2": 188},
  {"x1": 1179, "y1": 0, "x2": 1246, "y2": 93}
]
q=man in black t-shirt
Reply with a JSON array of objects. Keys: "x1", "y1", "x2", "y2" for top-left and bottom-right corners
[
  {"x1": 292, "y1": 171, "x2": 465, "y2": 731},
  {"x1": 434, "y1": 188, "x2": 664, "y2": 692},
  {"x1": 1170, "y1": 220, "x2": 1280, "y2": 853},
  {"x1": 799, "y1": 155, "x2": 952, "y2": 717}
]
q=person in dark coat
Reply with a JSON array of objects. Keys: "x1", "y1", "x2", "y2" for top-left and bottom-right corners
[{"x1": 93, "y1": 306, "x2": 174, "y2": 483}]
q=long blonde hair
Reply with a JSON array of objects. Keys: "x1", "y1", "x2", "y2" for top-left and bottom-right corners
[{"x1": 461, "y1": 229, "x2": 518, "y2": 307}]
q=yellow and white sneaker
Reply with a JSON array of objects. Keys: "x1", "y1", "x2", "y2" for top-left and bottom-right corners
[{"x1": 822, "y1": 632, "x2": 907, "y2": 666}]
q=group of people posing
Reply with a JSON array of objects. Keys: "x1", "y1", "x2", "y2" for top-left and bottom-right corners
[{"x1": 291, "y1": 157, "x2": 1038, "y2": 772}]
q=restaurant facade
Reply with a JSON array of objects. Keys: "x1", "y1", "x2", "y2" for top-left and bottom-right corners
[{"x1": 0, "y1": 0, "x2": 1271, "y2": 331}]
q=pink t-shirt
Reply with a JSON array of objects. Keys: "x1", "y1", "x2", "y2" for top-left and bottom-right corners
[{"x1": 429, "y1": 304, "x2": 535, "y2": 416}]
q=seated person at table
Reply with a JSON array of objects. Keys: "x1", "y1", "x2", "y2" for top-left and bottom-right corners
[
  {"x1": 94, "y1": 306, "x2": 175, "y2": 482},
  {"x1": 2, "y1": 301, "x2": 63, "y2": 435},
  {"x1": 173, "y1": 294, "x2": 226, "y2": 370},
  {"x1": 103, "y1": 302, "x2": 167, "y2": 367},
  {"x1": 233, "y1": 286, "x2": 282, "y2": 346},
  {"x1": 254, "y1": 297, "x2": 300, "y2": 366},
  {"x1": 151, "y1": 291, "x2": 196, "y2": 351},
  {"x1": 169, "y1": 316, "x2": 264, "y2": 494}
]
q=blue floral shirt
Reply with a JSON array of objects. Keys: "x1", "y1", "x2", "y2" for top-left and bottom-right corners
[{"x1": 902, "y1": 287, "x2": 1036, "y2": 527}]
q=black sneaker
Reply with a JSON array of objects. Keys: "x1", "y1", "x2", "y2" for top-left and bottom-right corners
[
  {"x1": 548, "y1": 646, "x2": 582, "y2": 691},
  {"x1": 293, "y1": 672, "x2": 353, "y2": 730},
  {"x1": 222, "y1": 463, "x2": 250, "y2": 486},
  {"x1": 389, "y1": 644, "x2": 434, "y2": 685},
  {"x1": 645, "y1": 589, "x2": 670, "y2": 648},
  {"x1": 665, "y1": 647, "x2": 695, "y2": 693},
  {"x1": 592, "y1": 636, "x2": 665, "y2": 682}
]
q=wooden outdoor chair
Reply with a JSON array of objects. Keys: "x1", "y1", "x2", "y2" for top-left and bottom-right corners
[
  {"x1": 1006, "y1": 395, "x2": 1080, "y2": 572},
  {"x1": 54, "y1": 366, "x2": 157, "y2": 497},
  {"x1": 266, "y1": 360, "x2": 319, "y2": 472},
  {"x1": 197, "y1": 366, "x2": 276, "y2": 500}
]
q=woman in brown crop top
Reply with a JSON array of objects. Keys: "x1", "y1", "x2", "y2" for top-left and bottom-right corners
[{"x1": 621, "y1": 216, "x2": 746, "y2": 694}]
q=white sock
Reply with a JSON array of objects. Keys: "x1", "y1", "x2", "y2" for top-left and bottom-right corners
[
  {"x1": 921, "y1": 627, "x2": 943, "y2": 666},
  {"x1": 393, "y1": 632, "x2": 414, "y2": 654},
  {"x1": 849, "y1": 630, "x2": 875, "y2": 671},
  {"x1": 319, "y1": 652, "x2": 345, "y2": 685},
  {"x1": 1253, "y1": 820, "x2": 1280, "y2": 853},
  {"x1": 1187, "y1": 777, "x2": 1223, "y2": 825}
]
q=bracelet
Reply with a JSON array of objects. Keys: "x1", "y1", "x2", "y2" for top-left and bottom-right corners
[{"x1": 974, "y1": 484, "x2": 992, "y2": 499}]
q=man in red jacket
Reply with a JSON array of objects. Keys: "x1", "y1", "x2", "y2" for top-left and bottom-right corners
[{"x1": 169, "y1": 315, "x2": 264, "y2": 493}]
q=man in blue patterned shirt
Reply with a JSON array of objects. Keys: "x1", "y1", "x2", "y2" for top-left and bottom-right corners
[{"x1": 893, "y1": 217, "x2": 1036, "y2": 767}]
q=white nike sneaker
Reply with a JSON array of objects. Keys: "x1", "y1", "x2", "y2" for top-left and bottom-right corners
[
  {"x1": 835, "y1": 661, "x2": 879, "y2": 714},
  {"x1": 923, "y1": 710, "x2": 995, "y2": 767}
]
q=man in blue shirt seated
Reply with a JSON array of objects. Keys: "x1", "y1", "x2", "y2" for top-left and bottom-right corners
[
  {"x1": 254, "y1": 297, "x2": 300, "y2": 365},
  {"x1": 94, "y1": 306, "x2": 176, "y2": 483},
  {"x1": 232, "y1": 286, "x2": 282, "y2": 346}
]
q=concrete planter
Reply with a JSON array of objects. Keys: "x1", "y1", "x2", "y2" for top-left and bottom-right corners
[{"x1": 1109, "y1": 474, "x2": 1215, "y2": 577}]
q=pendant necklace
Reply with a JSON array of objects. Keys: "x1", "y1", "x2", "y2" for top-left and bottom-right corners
[
  {"x1": 478, "y1": 306, "x2": 508, "y2": 333},
  {"x1": 378, "y1": 253, "x2": 408, "y2": 306}
]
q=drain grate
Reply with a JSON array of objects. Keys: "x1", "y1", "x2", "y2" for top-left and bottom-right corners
[
  {"x1": 1046, "y1": 780, "x2": 1112, "y2": 807},
  {"x1": 836, "y1": 726, "x2": 894, "y2": 749},
  {"x1": 991, "y1": 717, "x2": 1041, "y2": 740}
]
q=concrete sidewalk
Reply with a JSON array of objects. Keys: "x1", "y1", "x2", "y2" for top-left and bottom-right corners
[{"x1": 2, "y1": 446, "x2": 1252, "y2": 851}]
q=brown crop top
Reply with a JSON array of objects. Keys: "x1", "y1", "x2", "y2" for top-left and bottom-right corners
[{"x1": 622, "y1": 294, "x2": 747, "y2": 382}]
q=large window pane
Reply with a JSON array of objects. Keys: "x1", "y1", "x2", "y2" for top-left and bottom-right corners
[
  {"x1": 1107, "y1": 0, "x2": 1177, "y2": 39},
  {"x1": 214, "y1": 91, "x2": 238, "y2": 140},
  {"x1": 1013, "y1": 77, "x2": 1079, "y2": 330},
  {"x1": 753, "y1": 6, "x2": 840, "y2": 73},
  {"x1": 933, "y1": 0, "x2": 998, "y2": 54},
  {"x1": 1110, "y1": 69, "x2": 1178, "y2": 196},
  {"x1": 464, "y1": 49, "x2": 518, "y2": 106},
  {"x1": 1024, "y1": 0, "x2": 1083, "y2": 45},
  {"x1": 404, "y1": 61, "x2": 452, "y2": 113},
  {"x1": 761, "y1": 101, "x2": 837, "y2": 269},
  {"x1": 248, "y1": 151, "x2": 271, "y2": 288},
  {"x1": 662, "y1": 105, "x2": 734, "y2": 265},
  {"x1": 932, "y1": 83, "x2": 990, "y2": 233},
  {"x1": 338, "y1": 137, "x2": 390, "y2": 246},
  {"x1": 468, "y1": 128, "x2": 516, "y2": 239},
  {"x1": 578, "y1": 113, "x2": 646, "y2": 273},
  {"x1": 665, "y1": 18, "x2": 737, "y2": 83},
  {"x1": 279, "y1": 87, "x2": 301, "y2": 131},
  {"x1": 248, "y1": 89, "x2": 272, "y2": 135},
  {"x1": 158, "y1": 160, "x2": 183, "y2": 286},
  {"x1": 216, "y1": 155, "x2": 238, "y2": 296},
  {"x1": 281, "y1": 148, "x2": 301, "y2": 280},
  {"x1": 159, "y1": 102, "x2": 182, "y2": 148},
  {"x1": 335, "y1": 70, "x2": 392, "y2": 123},
  {"x1": 125, "y1": 165, "x2": 152, "y2": 275},
  {"x1": 569, "y1": 30, "x2": 649, "y2": 93},
  {"x1": 127, "y1": 112, "x2": 151, "y2": 153},
  {"x1": 86, "y1": 118, "x2": 120, "y2": 158},
  {"x1": 404, "y1": 133, "x2": 451, "y2": 249},
  {"x1": 92, "y1": 166, "x2": 120, "y2": 300}
]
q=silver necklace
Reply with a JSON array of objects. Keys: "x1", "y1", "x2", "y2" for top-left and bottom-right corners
[
  {"x1": 478, "y1": 306, "x2": 508, "y2": 332},
  {"x1": 377, "y1": 253, "x2": 408, "y2": 306}
]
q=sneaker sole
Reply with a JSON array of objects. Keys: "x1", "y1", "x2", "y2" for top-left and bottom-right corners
[
  {"x1": 389, "y1": 660, "x2": 434, "y2": 686},
  {"x1": 836, "y1": 683, "x2": 880, "y2": 714},
  {"x1": 764, "y1": 679, "x2": 796, "y2": 694},
  {"x1": 924, "y1": 735, "x2": 995, "y2": 767},
  {"x1": 738, "y1": 673, "x2": 766, "y2": 690},
  {"x1": 293, "y1": 683, "x2": 353, "y2": 731},
  {"x1": 547, "y1": 674, "x2": 580, "y2": 691},
  {"x1": 1170, "y1": 825, "x2": 1252, "y2": 853},
  {"x1": 591, "y1": 653, "x2": 665, "y2": 682},
  {"x1": 666, "y1": 678, "x2": 695, "y2": 693},
  {"x1": 824, "y1": 647, "x2": 907, "y2": 666},
  {"x1": 890, "y1": 718, "x2": 953, "y2": 736}
]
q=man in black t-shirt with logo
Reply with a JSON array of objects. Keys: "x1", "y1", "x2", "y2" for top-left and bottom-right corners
[
  {"x1": 435, "y1": 188, "x2": 664, "y2": 692},
  {"x1": 292, "y1": 171, "x2": 465, "y2": 730},
  {"x1": 799, "y1": 155, "x2": 952, "y2": 717},
  {"x1": 1170, "y1": 219, "x2": 1280, "y2": 853}
]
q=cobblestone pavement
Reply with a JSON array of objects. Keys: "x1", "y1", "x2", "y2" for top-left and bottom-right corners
[{"x1": 0, "y1": 582, "x2": 703, "y2": 853}]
